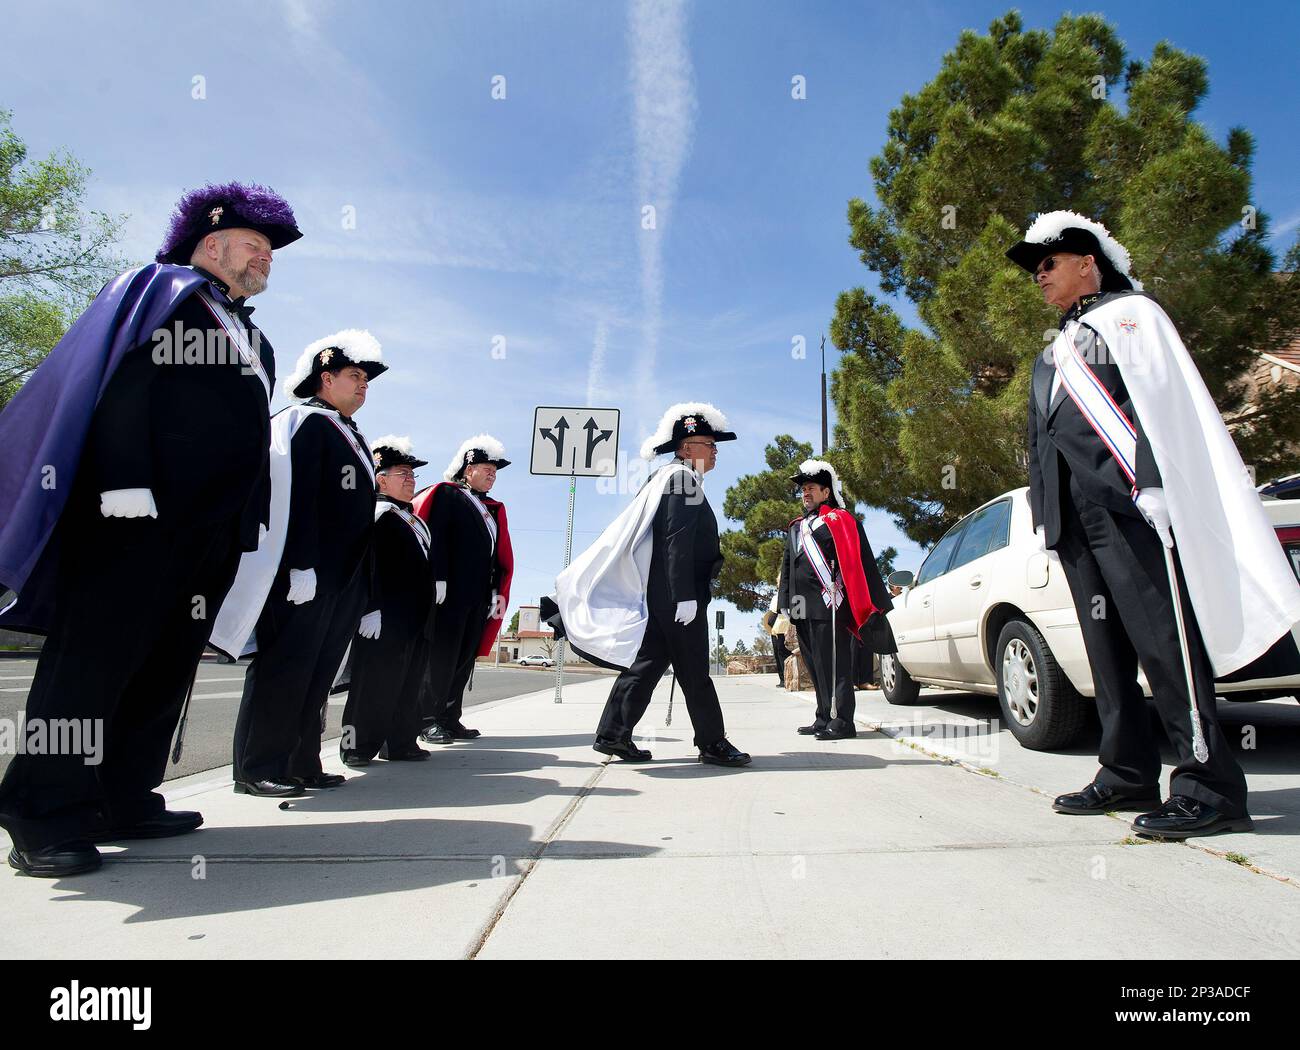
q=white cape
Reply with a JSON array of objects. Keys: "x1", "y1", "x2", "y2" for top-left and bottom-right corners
[
  {"x1": 208, "y1": 405, "x2": 374, "y2": 658},
  {"x1": 554, "y1": 461, "x2": 693, "y2": 669},
  {"x1": 1085, "y1": 294, "x2": 1300, "y2": 676}
]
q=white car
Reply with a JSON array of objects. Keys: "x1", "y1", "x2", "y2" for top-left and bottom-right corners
[
  {"x1": 880, "y1": 487, "x2": 1300, "y2": 750},
  {"x1": 517, "y1": 654, "x2": 555, "y2": 668}
]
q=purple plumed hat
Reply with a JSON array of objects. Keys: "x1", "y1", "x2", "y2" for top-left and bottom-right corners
[{"x1": 156, "y1": 181, "x2": 303, "y2": 263}]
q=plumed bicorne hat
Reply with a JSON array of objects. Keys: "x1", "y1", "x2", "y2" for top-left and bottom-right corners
[
  {"x1": 284, "y1": 329, "x2": 387, "y2": 400},
  {"x1": 444, "y1": 434, "x2": 510, "y2": 483},
  {"x1": 371, "y1": 434, "x2": 427, "y2": 471},
  {"x1": 640, "y1": 402, "x2": 737, "y2": 459},
  {"x1": 789, "y1": 458, "x2": 846, "y2": 509},
  {"x1": 156, "y1": 181, "x2": 303, "y2": 264},
  {"x1": 1005, "y1": 210, "x2": 1142, "y2": 293}
]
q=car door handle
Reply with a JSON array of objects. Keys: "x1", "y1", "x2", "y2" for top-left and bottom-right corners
[
  {"x1": 969, "y1": 575, "x2": 983, "y2": 588},
  {"x1": 922, "y1": 596, "x2": 931, "y2": 608}
]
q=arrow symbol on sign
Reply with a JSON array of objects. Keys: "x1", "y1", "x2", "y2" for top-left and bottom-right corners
[
  {"x1": 583, "y1": 416, "x2": 613, "y2": 469},
  {"x1": 541, "y1": 416, "x2": 569, "y2": 467}
]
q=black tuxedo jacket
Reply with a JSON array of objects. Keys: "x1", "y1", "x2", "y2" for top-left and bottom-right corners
[
  {"x1": 281, "y1": 411, "x2": 376, "y2": 595},
  {"x1": 426, "y1": 485, "x2": 503, "y2": 612},
  {"x1": 372, "y1": 498, "x2": 433, "y2": 638},
  {"x1": 1027, "y1": 291, "x2": 1162, "y2": 549},
  {"x1": 83, "y1": 280, "x2": 274, "y2": 550},
  {"x1": 646, "y1": 464, "x2": 722, "y2": 615}
]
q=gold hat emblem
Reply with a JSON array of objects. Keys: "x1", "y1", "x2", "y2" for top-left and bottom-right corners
[
  {"x1": 319, "y1": 348, "x2": 334, "y2": 365},
  {"x1": 209, "y1": 206, "x2": 224, "y2": 226}
]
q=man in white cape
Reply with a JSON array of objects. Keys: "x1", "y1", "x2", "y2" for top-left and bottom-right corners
[
  {"x1": 211, "y1": 330, "x2": 386, "y2": 798},
  {"x1": 1009, "y1": 210, "x2": 1300, "y2": 839},
  {"x1": 544, "y1": 403, "x2": 751, "y2": 767}
]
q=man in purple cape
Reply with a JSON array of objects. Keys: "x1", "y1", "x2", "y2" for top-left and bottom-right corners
[{"x1": 0, "y1": 182, "x2": 301, "y2": 877}]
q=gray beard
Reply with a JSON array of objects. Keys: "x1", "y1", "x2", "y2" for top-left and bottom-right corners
[{"x1": 236, "y1": 264, "x2": 268, "y2": 296}]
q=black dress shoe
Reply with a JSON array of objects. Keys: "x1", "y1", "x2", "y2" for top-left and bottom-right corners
[
  {"x1": 1132, "y1": 795, "x2": 1254, "y2": 840},
  {"x1": 797, "y1": 723, "x2": 827, "y2": 735},
  {"x1": 699, "y1": 739, "x2": 751, "y2": 767},
  {"x1": 234, "y1": 779, "x2": 306, "y2": 798},
  {"x1": 593, "y1": 737, "x2": 652, "y2": 762},
  {"x1": 815, "y1": 725, "x2": 857, "y2": 740},
  {"x1": 1052, "y1": 781, "x2": 1161, "y2": 815},
  {"x1": 8, "y1": 841, "x2": 102, "y2": 878},
  {"x1": 94, "y1": 810, "x2": 203, "y2": 842},
  {"x1": 419, "y1": 724, "x2": 455, "y2": 744},
  {"x1": 448, "y1": 723, "x2": 481, "y2": 740},
  {"x1": 381, "y1": 746, "x2": 430, "y2": 761},
  {"x1": 298, "y1": 773, "x2": 347, "y2": 789},
  {"x1": 340, "y1": 750, "x2": 372, "y2": 767}
]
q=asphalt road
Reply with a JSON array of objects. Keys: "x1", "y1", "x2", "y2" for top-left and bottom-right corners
[{"x1": 0, "y1": 655, "x2": 609, "y2": 781}]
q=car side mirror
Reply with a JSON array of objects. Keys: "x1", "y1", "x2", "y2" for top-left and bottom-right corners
[{"x1": 888, "y1": 570, "x2": 914, "y2": 588}]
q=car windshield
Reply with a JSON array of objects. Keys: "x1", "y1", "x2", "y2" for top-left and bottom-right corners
[{"x1": 916, "y1": 519, "x2": 967, "y2": 585}]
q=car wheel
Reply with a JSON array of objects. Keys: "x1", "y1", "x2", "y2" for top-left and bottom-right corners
[
  {"x1": 995, "y1": 619, "x2": 1087, "y2": 750},
  {"x1": 879, "y1": 653, "x2": 922, "y2": 705}
]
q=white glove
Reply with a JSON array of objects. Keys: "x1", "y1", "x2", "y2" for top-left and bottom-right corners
[
  {"x1": 358, "y1": 610, "x2": 382, "y2": 639},
  {"x1": 100, "y1": 488, "x2": 158, "y2": 519},
  {"x1": 258, "y1": 523, "x2": 269, "y2": 545},
  {"x1": 1135, "y1": 487, "x2": 1173, "y2": 549},
  {"x1": 287, "y1": 567, "x2": 317, "y2": 604},
  {"x1": 490, "y1": 590, "x2": 501, "y2": 618},
  {"x1": 435, "y1": 581, "x2": 447, "y2": 605},
  {"x1": 674, "y1": 599, "x2": 697, "y2": 626},
  {"x1": 1034, "y1": 524, "x2": 1046, "y2": 551}
]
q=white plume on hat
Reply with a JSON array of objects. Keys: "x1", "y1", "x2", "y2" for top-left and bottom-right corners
[
  {"x1": 640, "y1": 402, "x2": 730, "y2": 460},
  {"x1": 797, "y1": 458, "x2": 845, "y2": 508},
  {"x1": 283, "y1": 329, "x2": 384, "y2": 400},
  {"x1": 1023, "y1": 210, "x2": 1143, "y2": 291},
  {"x1": 369, "y1": 434, "x2": 412, "y2": 454},
  {"x1": 444, "y1": 433, "x2": 507, "y2": 483}
]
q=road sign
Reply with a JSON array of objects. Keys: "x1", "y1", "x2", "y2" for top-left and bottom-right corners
[{"x1": 530, "y1": 406, "x2": 620, "y2": 477}]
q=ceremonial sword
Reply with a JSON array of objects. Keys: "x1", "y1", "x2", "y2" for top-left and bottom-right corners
[{"x1": 1163, "y1": 531, "x2": 1210, "y2": 763}]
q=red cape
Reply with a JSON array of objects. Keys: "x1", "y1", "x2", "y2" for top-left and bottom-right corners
[
  {"x1": 791, "y1": 506, "x2": 878, "y2": 638},
  {"x1": 412, "y1": 483, "x2": 514, "y2": 657}
]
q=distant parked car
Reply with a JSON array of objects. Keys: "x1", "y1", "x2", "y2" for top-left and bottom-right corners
[
  {"x1": 517, "y1": 654, "x2": 555, "y2": 668},
  {"x1": 879, "y1": 487, "x2": 1300, "y2": 751}
]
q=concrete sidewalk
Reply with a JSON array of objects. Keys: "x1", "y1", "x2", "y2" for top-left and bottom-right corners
[{"x1": 2, "y1": 675, "x2": 1298, "y2": 959}]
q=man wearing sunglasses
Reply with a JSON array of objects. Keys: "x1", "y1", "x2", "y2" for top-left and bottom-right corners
[{"x1": 1009, "y1": 211, "x2": 1300, "y2": 839}]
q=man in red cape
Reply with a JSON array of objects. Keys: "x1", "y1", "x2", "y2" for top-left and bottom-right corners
[
  {"x1": 412, "y1": 435, "x2": 513, "y2": 742},
  {"x1": 779, "y1": 460, "x2": 897, "y2": 740}
]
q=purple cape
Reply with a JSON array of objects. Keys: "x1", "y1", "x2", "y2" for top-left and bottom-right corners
[{"x1": 0, "y1": 263, "x2": 206, "y2": 632}]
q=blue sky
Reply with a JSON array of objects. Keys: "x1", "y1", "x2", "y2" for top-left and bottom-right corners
[{"x1": 5, "y1": 0, "x2": 1299, "y2": 648}]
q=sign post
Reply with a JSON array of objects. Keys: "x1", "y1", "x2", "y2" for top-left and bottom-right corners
[{"x1": 530, "y1": 406, "x2": 620, "y2": 703}]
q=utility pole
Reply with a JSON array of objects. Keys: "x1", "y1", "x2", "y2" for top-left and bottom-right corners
[{"x1": 820, "y1": 334, "x2": 828, "y2": 455}]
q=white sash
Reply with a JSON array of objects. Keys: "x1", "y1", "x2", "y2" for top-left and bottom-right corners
[
  {"x1": 324, "y1": 415, "x2": 377, "y2": 486},
  {"x1": 1051, "y1": 321, "x2": 1139, "y2": 498},
  {"x1": 194, "y1": 286, "x2": 271, "y2": 401},
  {"x1": 799, "y1": 515, "x2": 841, "y2": 609},
  {"x1": 461, "y1": 486, "x2": 498, "y2": 551},
  {"x1": 375, "y1": 499, "x2": 431, "y2": 558}
]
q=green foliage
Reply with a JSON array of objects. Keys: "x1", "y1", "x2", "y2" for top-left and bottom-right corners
[
  {"x1": 731, "y1": 639, "x2": 749, "y2": 656},
  {"x1": 0, "y1": 109, "x2": 127, "y2": 407},
  {"x1": 833, "y1": 11, "x2": 1300, "y2": 546},
  {"x1": 716, "y1": 434, "x2": 811, "y2": 611}
]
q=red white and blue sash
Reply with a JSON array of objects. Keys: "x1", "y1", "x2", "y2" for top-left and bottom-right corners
[
  {"x1": 1052, "y1": 322, "x2": 1139, "y2": 499},
  {"x1": 799, "y1": 516, "x2": 842, "y2": 609}
]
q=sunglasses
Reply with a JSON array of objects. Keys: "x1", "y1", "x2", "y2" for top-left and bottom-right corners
[{"x1": 1034, "y1": 256, "x2": 1063, "y2": 278}]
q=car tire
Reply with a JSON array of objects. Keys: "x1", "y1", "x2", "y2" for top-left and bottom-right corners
[
  {"x1": 995, "y1": 619, "x2": 1087, "y2": 750},
  {"x1": 879, "y1": 653, "x2": 922, "y2": 705}
]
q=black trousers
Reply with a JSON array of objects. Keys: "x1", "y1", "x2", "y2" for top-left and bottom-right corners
[
  {"x1": 0, "y1": 514, "x2": 241, "y2": 850},
  {"x1": 342, "y1": 631, "x2": 426, "y2": 759},
  {"x1": 596, "y1": 596, "x2": 726, "y2": 748},
  {"x1": 422, "y1": 599, "x2": 489, "y2": 727},
  {"x1": 1054, "y1": 474, "x2": 1248, "y2": 815},
  {"x1": 773, "y1": 631, "x2": 790, "y2": 686},
  {"x1": 232, "y1": 573, "x2": 367, "y2": 783},
  {"x1": 794, "y1": 618, "x2": 856, "y2": 729}
]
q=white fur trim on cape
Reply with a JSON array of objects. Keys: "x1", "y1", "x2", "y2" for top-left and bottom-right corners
[
  {"x1": 283, "y1": 328, "x2": 384, "y2": 400},
  {"x1": 640, "y1": 402, "x2": 730, "y2": 460},
  {"x1": 370, "y1": 434, "x2": 412, "y2": 455},
  {"x1": 796, "y1": 458, "x2": 846, "y2": 508},
  {"x1": 1023, "y1": 210, "x2": 1143, "y2": 291},
  {"x1": 443, "y1": 433, "x2": 507, "y2": 483}
]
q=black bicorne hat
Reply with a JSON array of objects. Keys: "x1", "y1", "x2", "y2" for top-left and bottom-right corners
[
  {"x1": 640, "y1": 402, "x2": 738, "y2": 459},
  {"x1": 789, "y1": 458, "x2": 845, "y2": 508},
  {"x1": 1005, "y1": 210, "x2": 1141, "y2": 293},
  {"x1": 156, "y1": 181, "x2": 302, "y2": 264},
  {"x1": 371, "y1": 435, "x2": 427, "y2": 471},
  {"x1": 444, "y1": 434, "x2": 510, "y2": 483},
  {"x1": 285, "y1": 329, "x2": 388, "y2": 400}
]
